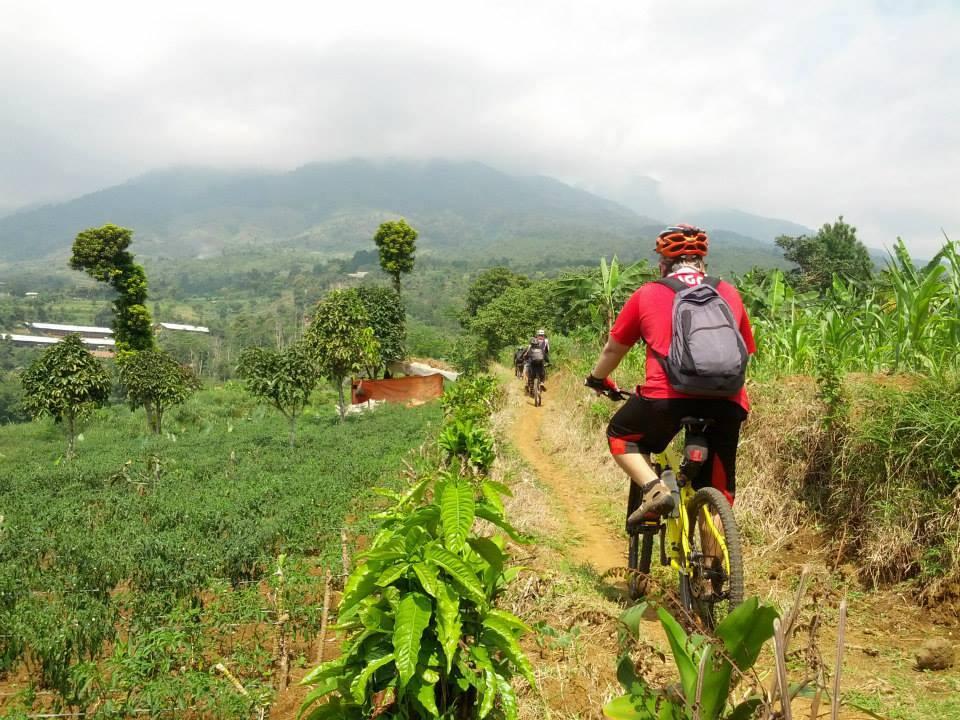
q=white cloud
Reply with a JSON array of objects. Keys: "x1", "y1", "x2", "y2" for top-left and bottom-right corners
[{"x1": 0, "y1": 0, "x2": 957, "y2": 253}]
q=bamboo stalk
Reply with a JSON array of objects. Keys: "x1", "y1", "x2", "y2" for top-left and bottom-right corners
[
  {"x1": 341, "y1": 528, "x2": 351, "y2": 577},
  {"x1": 315, "y1": 569, "x2": 333, "y2": 663},
  {"x1": 773, "y1": 618, "x2": 792, "y2": 720},
  {"x1": 214, "y1": 662, "x2": 249, "y2": 696},
  {"x1": 831, "y1": 598, "x2": 847, "y2": 720}
]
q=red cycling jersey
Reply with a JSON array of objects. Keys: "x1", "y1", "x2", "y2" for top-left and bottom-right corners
[{"x1": 609, "y1": 271, "x2": 756, "y2": 412}]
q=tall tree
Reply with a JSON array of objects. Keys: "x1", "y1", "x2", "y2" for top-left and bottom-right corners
[
  {"x1": 775, "y1": 216, "x2": 873, "y2": 293},
  {"x1": 117, "y1": 349, "x2": 199, "y2": 434},
  {"x1": 373, "y1": 219, "x2": 418, "y2": 296},
  {"x1": 305, "y1": 289, "x2": 380, "y2": 420},
  {"x1": 461, "y1": 267, "x2": 530, "y2": 324},
  {"x1": 20, "y1": 335, "x2": 110, "y2": 458},
  {"x1": 237, "y1": 343, "x2": 319, "y2": 446},
  {"x1": 69, "y1": 224, "x2": 154, "y2": 351},
  {"x1": 355, "y1": 285, "x2": 406, "y2": 377}
]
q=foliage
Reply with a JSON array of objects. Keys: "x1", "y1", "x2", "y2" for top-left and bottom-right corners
[
  {"x1": 299, "y1": 475, "x2": 530, "y2": 719},
  {"x1": 604, "y1": 598, "x2": 777, "y2": 720},
  {"x1": 462, "y1": 267, "x2": 530, "y2": 323},
  {"x1": 305, "y1": 289, "x2": 381, "y2": 420},
  {"x1": 356, "y1": 285, "x2": 407, "y2": 376},
  {"x1": 236, "y1": 342, "x2": 320, "y2": 446},
  {"x1": 438, "y1": 420, "x2": 496, "y2": 474},
  {"x1": 775, "y1": 216, "x2": 873, "y2": 293},
  {"x1": 374, "y1": 218, "x2": 418, "y2": 295},
  {"x1": 69, "y1": 223, "x2": 155, "y2": 351},
  {"x1": 554, "y1": 256, "x2": 653, "y2": 337},
  {"x1": 741, "y1": 237, "x2": 960, "y2": 377},
  {"x1": 20, "y1": 335, "x2": 110, "y2": 457},
  {"x1": 468, "y1": 282, "x2": 553, "y2": 364},
  {"x1": 0, "y1": 387, "x2": 441, "y2": 716},
  {"x1": 440, "y1": 375, "x2": 502, "y2": 425},
  {"x1": 117, "y1": 348, "x2": 200, "y2": 434}
]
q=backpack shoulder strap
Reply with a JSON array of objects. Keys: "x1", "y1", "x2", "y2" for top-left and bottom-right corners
[
  {"x1": 655, "y1": 277, "x2": 687, "y2": 293},
  {"x1": 702, "y1": 276, "x2": 722, "y2": 289}
]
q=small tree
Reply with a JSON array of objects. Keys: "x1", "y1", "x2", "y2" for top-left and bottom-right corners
[
  {"x1": 69, "y1": 224, "x2": 155, "y2": 351},
  {"x1": 373, "y1": 219, "x2": 418, "y2": 296},
  {"x1": 775, "y1": 216, "x2": 873, "y2": 293},
  {"x1": 237, "y1": 343, "x2": 319, "y2": 446},
  {"x1": 117, "y1": 349, "x2": 199, "y2": 435},
  {"x1": 355, "y1": 285, "x2": 405, "y2": 377},
  {"x1": 461, "y1": 266, "x2": 530, "y2": 324},
  {"x1": 20, "y1": 335, "x2": 110, "y2": 458},
  {"x1": 305, "y1": 289, "x2": 380, "y2": 420}
]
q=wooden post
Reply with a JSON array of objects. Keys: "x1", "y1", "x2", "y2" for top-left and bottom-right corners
[
  {"x1": 314, "y1": 569, "x2": 333, "y2": 663},
  {"x1": 341, "y1": 528, "x2": 351, "y2": 578},
  {"x1": 831, "y1": 598, "x2": 847, "y2": 720}
]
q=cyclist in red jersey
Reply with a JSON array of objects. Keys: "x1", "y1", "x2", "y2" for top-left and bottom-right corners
[{"x1": 585, "y1": 225, "x2": 756, "y2": 519}]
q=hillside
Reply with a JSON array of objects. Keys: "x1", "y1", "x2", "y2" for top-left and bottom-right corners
[{"x1": 0, "y1": 160, "x2": 790, "y2": 272}]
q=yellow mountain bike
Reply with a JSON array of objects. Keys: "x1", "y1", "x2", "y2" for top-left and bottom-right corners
[{"x1": 605, "y1": 390, "x2": 744, "y2": 629}]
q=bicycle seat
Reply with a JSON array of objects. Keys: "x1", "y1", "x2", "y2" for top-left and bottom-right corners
[{"x1": 680, "y1": 416, "x2": 714, "y2": 431}]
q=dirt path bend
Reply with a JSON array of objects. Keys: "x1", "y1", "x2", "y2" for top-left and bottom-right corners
[{"x1": 506, "y1": 374, "x2": 625, "y2": 574}]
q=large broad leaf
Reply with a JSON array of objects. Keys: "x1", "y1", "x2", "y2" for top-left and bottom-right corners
[
  {"x1": 494, "y1": 671, "x2": 520, "y2": 720},
  {"x1": 297, "y1": 676, "x2": 339, "y2": 719},
  {"x1": 656, "y1": 606, "x2": 697, "y2": 702},
  {"x1": 408, "y1": 676, "x2": 440, "y2": 716},
  {"x1": 714, "y1": 597, "x2": 778, "y2": 669},
  {"x1": 727, "y1": 697, "x2": 763, "y2": 720},
  {"x1": 440, "y1": 479, "x2": 476, "y2": 553},
  {"x1": 339, "y1": 564, "x2": 381, "y2": 616},
  {"x1": 411, "y1": 562, "x2": 439, "y2": 597},
  {"x1": 425, "y1": 544, "x2": 486, "y2": 606},
  {"x1": 435, "y1": 581, "x2": 461, "y2": 673},
  {"x1": 300, "y1": 657, "x2": 346, "y2": 686},
  {"x1": 475, "y1": 503, "x2": 527, "y2": 543},
  {"x1": 481, "y1": 613, "x2": 536, "y2": 687},
  {"x1": 392, "y1": 592, "x2": 433, "y2": 687},
  {"x1": 603, "y1": 693, "x2": 686, "y2": 720},
  {"x1": 486, "y1": 608, "x2": 532, "y2": 635},
  {"x1": 469, "y1": 536, "x2": 506, "y2": 592},
  {"x1": 375, "y1": 563, "x2": 410, "y2": 588},
  {"x1": 619, "y1": 602, "x2": 649, "y2": 641},
  {"x1": 349, "y1": 651, "x2": 395, "y2": 703}
]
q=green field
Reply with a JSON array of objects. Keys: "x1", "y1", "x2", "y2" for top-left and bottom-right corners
[{"x1": 0, "y1": 386, "x2": 441, "y2": 716}]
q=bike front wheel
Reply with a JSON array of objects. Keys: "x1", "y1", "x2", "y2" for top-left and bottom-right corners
[
  {"x1": 533, "y1": 377, "x2": 542, "y2": 407},
  {"x1": 683, "y1": 487, "x2": 744, "y2": 630}
]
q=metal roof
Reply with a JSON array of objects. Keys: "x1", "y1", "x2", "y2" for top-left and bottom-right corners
[
  {"x1": 158, "y1": 322, "x2": 210, "y2": 333},
  {"x1": 2, "y1": 333, "x2": 116, "y2": 346},
  {"x1": 28, "y1": 322, "x2": 113, "y2": 334}
]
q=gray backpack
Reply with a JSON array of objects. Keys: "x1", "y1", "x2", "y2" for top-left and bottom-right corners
[
  {"x1": 526, "y1": 342, "x2": 545, "y2": 362},
  {"x1": 652, "y1": 276, "x2": 748, "y2": 397}
]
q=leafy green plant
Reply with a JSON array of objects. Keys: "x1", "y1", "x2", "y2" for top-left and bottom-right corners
[
  {"x1": 20, "y1": 334, "x2": 111, "y2": 458},
  {"x1": 441, "y1": 375, "x2": 501, "y2": 425},
  {"x1": 438, "y1": 420, "x2": 496, "y2": 474},
  {"x1": 117, "y1": 348, "x2": 200, "y2": 434},
  {"x1": 374, "y1": 219, "x2": 418, "y2": 297},
  {"x1": 604, "y1": 598, "x2": 777, "y2": 720},
  {"x1": 299, "y1": 472, "x2": 532, "y2": 720},
  {"x1": 236, "y1": 342, "x2": 320, "y2": 445}
]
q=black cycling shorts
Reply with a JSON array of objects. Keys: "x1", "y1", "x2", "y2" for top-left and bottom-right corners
[
  {"x1": 526, "y1": 360, "x2": 545, "y2": 380},
  {"x1": 606, "y1": 395, "x2": 748, "y2": 503}
]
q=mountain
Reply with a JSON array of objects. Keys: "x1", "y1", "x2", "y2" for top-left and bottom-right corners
[
  {"x1": 685, "y1": 209, "x2": 814, "y2": 244},
  {"x1": 0, "y1": 159, "x2": 789, "y2": 272}
]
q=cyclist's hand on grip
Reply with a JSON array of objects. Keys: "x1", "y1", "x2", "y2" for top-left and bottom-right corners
[{"x1": 585, "y1": 374, "x2": 620, "y2": 398}]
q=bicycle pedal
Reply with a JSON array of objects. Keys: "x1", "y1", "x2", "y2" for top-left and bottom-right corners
[{"x1": 627, "y1": 519, "x2": 662, "y2": 534}]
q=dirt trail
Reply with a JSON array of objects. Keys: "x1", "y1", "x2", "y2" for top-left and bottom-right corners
[{"x1": 508, "y1": 379, "x2": 626, "y2": 574}]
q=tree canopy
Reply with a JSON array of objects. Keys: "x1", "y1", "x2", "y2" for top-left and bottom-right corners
[
  {"x1": 305, "y1": 289, "x2": 380, "y2": 420},
  {"x1": 237, "y1": 342, "x2": 319, "y2": 445},
  {"x1": 373, "y1": 219, "x2": 418, "y2": 295},
  {"x1": 355, "y1": 285, "x2": 406, "y2": 376},
  {"x1": 775, "y1": 216, "x2": 873, "y2": 293},
  {"x1": 117, "y1": 349, "x2": 199, "y2": 434},
  {"x1": 20, "y1": 335, "x2": 110, "y2": 457},
  {"x1": 461, "y1": 267, "x2": 530, "y2": 323},
  {"x1": 69, "y1": 224, "x2": 154, "y2": 351}
]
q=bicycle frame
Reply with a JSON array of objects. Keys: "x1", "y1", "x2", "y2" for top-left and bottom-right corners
[{"x1": 654, "y1": 446, "x2": 731, "y2": 580}]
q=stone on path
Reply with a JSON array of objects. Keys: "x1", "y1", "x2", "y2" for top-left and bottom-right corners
[{"x1": 915, "y1": 637, "x2": 955, "y2": 671}]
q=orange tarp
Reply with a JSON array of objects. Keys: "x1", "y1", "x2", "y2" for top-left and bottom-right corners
[{"x1": 351, "y1": 374, "x2": 444, "y2": 405}]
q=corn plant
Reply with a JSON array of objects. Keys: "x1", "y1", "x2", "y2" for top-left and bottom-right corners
[
  {"x1": 604, "y1": 598, "x2": 777, "y2": 720},
  {"x1": 299, "y1": 473, "x2": 533, "y2": 719}
]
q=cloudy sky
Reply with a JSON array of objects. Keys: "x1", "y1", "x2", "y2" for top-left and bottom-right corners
[{"x1": 1, "y1": 0, "x2": 957, "y2": 253}]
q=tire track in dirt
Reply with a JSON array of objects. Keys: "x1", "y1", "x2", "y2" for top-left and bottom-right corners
[{"x1": 506, "y1": 374, "x2": 626, "y2": 574}]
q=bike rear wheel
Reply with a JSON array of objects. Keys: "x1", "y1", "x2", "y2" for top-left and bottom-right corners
[
  {"x1": 683, "y1": 487, "x2": 744, "y2": 629},
  {"x1": 533, "y1": 377, "x2": 542, "y2": 406}
]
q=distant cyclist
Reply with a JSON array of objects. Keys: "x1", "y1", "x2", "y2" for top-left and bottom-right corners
[
  {"x1": 523, "y1": 331, "x2": 549, "y2": 393},
  {"x1": 513, "y1": 346, "x2": 526, "y2": 377},
  {"x1": 585, "y1": 225, "x2": 756, "y2": 520}
]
